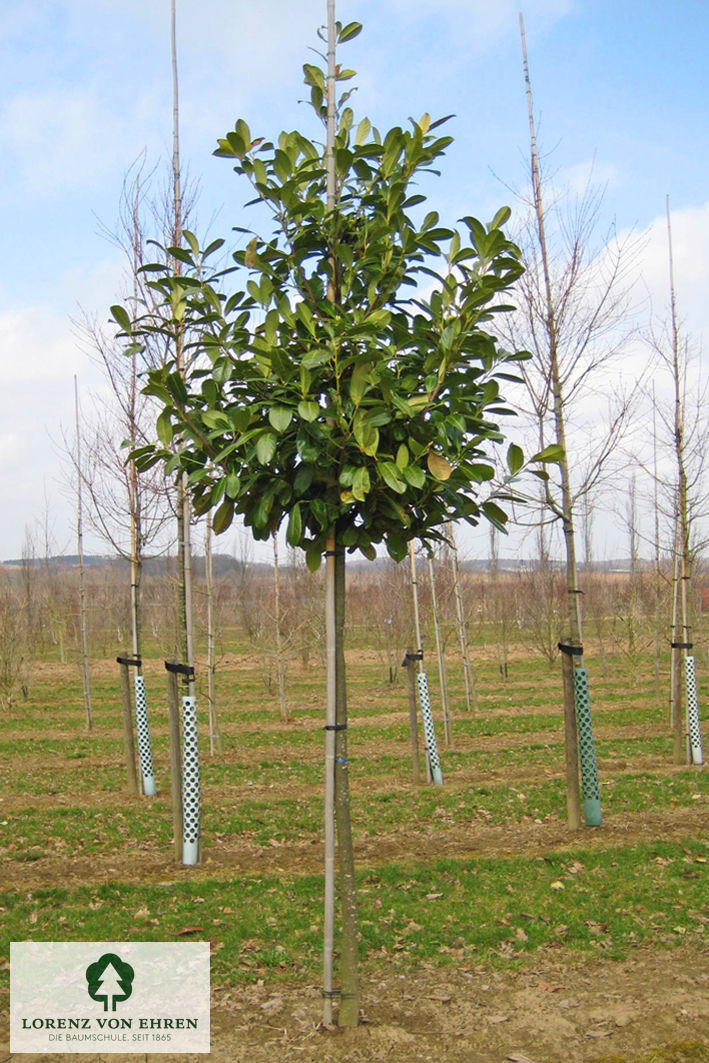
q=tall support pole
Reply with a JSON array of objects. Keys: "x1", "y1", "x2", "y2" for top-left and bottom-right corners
[
  {"x1": 451, "y1": 540, "x2": 478, "y2": 712},
  {"x1": 322, "y1": 0, "x2": 338, "y2": 1022},
  {"x1": 205, "y1": 521, "x2": 222, "y2": 753},
  {"x1": 170, "y1": 0, "x2": 199, "y2": 863},
  {"x1": 323, "y1": 531, "x2": 337, "y2": 1026},
  {"x1": 334, "y1": 545, "x2": 359, "y2": 1027},
  {"x1": 74, "y1": 376, "x2": 93, "y2": 731},
  {"x1": 409, "y1": 543, "x2": 443, "y2": 785},
  {"x1": 273, "y1": 532, "x2": 288, "y2": 723},
  {"x1": 428, "y1": 556, "x2": 451, "y2": 745}
]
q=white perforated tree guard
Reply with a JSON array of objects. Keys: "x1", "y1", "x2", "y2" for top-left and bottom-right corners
[
  {"x1": 181, "y1": 695, "x2": 201, "y2": 865},
  {"x1": 133, "y1": 674, "x2": 156, "y2": 797},
  {"x1": 684, "y1": 656, "x2": 703, "y2": 765},
  {"x1": 416, "y1": 672, "x2": 443, "y2": 785}
]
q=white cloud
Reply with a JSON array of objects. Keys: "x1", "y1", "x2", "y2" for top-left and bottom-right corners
[
  {"x1": 0, "y1": 88, "x2": 156, "y2": 200},
  {"x1": 556, "y1": 159, "x2": 619, "y2": 198},
  {"x1": 634, "y1": 201, "x2": 709, "y2": 343}
]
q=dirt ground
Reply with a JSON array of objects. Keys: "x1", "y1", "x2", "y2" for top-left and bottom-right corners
[
  {"x1": 3, "y1": 652, "x2": 708, "y2": 1062},
  {"x1": 2, "y1": 803, "x2": 708, "y2": 1062},
  {"x1": 3, "y1": 945, "x2": 708, "y2": 1063}
]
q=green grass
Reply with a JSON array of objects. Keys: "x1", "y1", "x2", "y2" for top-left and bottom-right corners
[
  {"x1": 1, "y1": 839, "x2": 706, "y2": 990},
  {"x1": 3, "y1": 643, "x2": 707, "y2": 1025}
]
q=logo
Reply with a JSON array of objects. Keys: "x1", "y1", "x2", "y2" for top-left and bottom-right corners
[
  {"x1": 11, "y1": 942, "x2": 210, "y2": 1053},
  {"x1": 85, "y1": 953, "x2": 135, "y2": 1012}
]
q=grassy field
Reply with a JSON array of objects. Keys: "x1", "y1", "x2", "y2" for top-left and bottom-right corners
[{"x1": 1, "y1": 642, "x2": 708, "y2": 1062}]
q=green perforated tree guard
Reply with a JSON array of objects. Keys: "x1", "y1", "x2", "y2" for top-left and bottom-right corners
[{"x1": 573, "y1": 667, "x2": 601, "y2": 827}]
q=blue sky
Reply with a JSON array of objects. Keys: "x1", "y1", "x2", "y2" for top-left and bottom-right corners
[{"x1": 1, "y1": 0, "x2": 707, "y2": 561}]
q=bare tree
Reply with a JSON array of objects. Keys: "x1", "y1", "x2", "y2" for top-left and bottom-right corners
[
  {"x1": 74, "y1": 377, "x2": 93, "y2": 730},
  {"x1": 648, "y1": 198, "x2": 709, "y2": 764},
  {"x1": 503, "y1": 17, "x2": 641, "y2": 827}
]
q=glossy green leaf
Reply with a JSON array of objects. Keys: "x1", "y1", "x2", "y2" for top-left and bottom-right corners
[
  {"x1": 212, "y1": 499, "x2": 235, "y2": 535},
  {"x1": 225, "y1": 472, "x2": 241, "y2": 499},
  {"x1": 255, "y1": 431, "x2": 277, "y2": 465},
  {"x1": 533, "y1": 443, "x2": 565, "y2": 464},
  {"x1": 395, "y1": 444, "x2": 409, "y2": 471},
  {"x1": 352, "y1": 466, "x2": 371, "y2": 501},
  {"x1": 298, "y1": 400, "x2": 320, "y2": 422},
  {"x1": 156, "y1": 410, "x2": 173, "y2": 448},
  {"x1": 110, "y1": 304, "x2": 133, "y2": 334},
  {"x1": 506, "y1": 443, "x2": 524, "y2": 475},
  {"x1": 286, "y1": 503, "x2": 302, "y2": 546},
  {"x1": 338, "y1": 20, "x2": 362, "y2": 42},
  {"x1": 305, "y1": 544, "x2": 322, "y2": 572},
  {"x1": 269, "y1": 406, "x2": 294, "y2": 433},
  {"x1": 482, "y1": 500, "x2": 509, "y2": 531},
  {"x1": 379, "y1": 462, "x2": 406, "y2": 494},
  {"x1": 353, "y1": 419, "x2": 379, "y2": 457}
]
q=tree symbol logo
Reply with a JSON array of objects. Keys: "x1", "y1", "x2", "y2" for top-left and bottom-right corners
[{"x1": 85, "y1": 953, "x2": 135, "y2": 1011}]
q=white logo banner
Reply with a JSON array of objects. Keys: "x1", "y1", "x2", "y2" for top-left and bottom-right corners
[{"x1": 10, "y1": 941, "x2": 210, "y2": 1053}]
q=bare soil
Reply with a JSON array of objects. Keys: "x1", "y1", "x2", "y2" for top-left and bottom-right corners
[{"x1": 3, "y1": 946, "x2": 708, "y2": 1063}]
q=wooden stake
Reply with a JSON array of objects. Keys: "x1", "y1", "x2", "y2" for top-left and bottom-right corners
[
  {"x1": 119, "y1": 661, "x2": 138, "y2": 794},
  {"x1": 560, "y1": 649, "x2": 581, "y2": 830},
  {"x1": 404, "y1": 649, "x2": 421, "y2": 784},
  {"x1": 166, "y1": 665, "x2": 183, "y2": 862}
]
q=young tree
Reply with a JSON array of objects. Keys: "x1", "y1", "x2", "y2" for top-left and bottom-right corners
[
  {"x1": 505, "y1": 17, "x2": 640, "y2": 828},
  {"x1": 115, "y1": 15, "x2": 548, "y2": 1026},
  {"x1": 74, "y1": 376, "x2": 93, "y2": 731},
  {"x1": 650, "y1": 198, "x2": 708, "y2": 764}
]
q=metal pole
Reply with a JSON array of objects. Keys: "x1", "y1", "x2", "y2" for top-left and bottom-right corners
[{"x1": 323, "y1": 529, "x2": 337, "y2": 1025}]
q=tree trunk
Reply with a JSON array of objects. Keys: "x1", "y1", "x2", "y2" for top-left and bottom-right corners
[
  {"x1": 667, "y1": 197, "x2": 692, "y2": 766},
  {"x1": 74, "y1": 376, "x2": 93, "y2": 731}
]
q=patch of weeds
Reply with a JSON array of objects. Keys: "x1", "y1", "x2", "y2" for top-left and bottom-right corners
[{"x1": 588, "y1": 1041, "x2": 708, "y2": 1063}]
